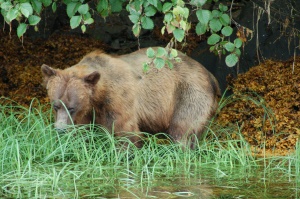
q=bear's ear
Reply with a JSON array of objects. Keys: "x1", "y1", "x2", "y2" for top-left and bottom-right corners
[
  {"x1": 41, "y1": 64, "x2": 56, "y2": 78},
  {"x1": 84, "y1": 71, "x2": 101, "y2": 85}
]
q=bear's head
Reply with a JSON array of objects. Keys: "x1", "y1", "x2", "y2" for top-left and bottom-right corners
[{"x1": 41, "y1": 64, "x2": 101, "y2": 131}]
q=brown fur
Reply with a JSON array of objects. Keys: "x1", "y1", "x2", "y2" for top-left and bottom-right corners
[{"x1": 41, "y1": 47, "x2": 220, "y2": 148}]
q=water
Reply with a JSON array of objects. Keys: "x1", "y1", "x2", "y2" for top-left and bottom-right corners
[
  {"x1": 108, "y1": 178, "x2": 296, "y2": 198},
  {"x1": 1, "y1": 163, "x2": 298, "y2": 198},
  {"x1": 77, "y1": 168, "x2": 299, "y2": 199}
]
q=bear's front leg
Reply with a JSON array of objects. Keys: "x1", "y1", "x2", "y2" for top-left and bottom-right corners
[{"x1": 106, "y1": 113, "x2": 143, "y2": 148}]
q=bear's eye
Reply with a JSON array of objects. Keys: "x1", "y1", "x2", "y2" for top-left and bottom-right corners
[{"x1": 68, "y1": 108, "x2": 75, "y2": 114}]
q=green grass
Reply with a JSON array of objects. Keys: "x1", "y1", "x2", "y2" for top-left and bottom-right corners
[{"x1": 0, "y1": 96, "x2": 299, "y2": 198}]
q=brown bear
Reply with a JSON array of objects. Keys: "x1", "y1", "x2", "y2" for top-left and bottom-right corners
[{"x1": 41, "y1": 47, "x2": 220, "y2": 148}]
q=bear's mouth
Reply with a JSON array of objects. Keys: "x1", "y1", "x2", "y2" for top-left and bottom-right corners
[{"x1": 54, "y1": 127, "x2": 68, "y2": 134}]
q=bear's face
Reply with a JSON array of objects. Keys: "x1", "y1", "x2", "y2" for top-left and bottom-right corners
[{"x1": 41, "y1": 64, "x2": 100, "y2": 131}]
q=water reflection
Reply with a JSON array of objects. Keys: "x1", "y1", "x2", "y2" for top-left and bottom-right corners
[
  {"x1": 106, "y1": 177, "x2": 213, "y2": 198},
  {"x1": 94, "y1": 168, "x2": 298, "y2": 199}
]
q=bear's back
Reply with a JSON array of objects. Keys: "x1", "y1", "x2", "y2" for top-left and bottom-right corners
[
  {"x1": 71, "y1": 48, "x2": 219, "y2": 104},
  {"x1": 119, "y1": 47, "x2": 220, "y2": 97},
  {"x1": 118, "y1": 48, "x2": 220, "y2": 133}
]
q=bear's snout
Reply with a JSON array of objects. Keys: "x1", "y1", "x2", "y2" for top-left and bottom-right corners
[
  {"x1": 54, "y1": 109, "x2": 73, "y2": 131},
  {"x1": 54, "y1": 121, "x2": 69, "y2": 132},
  {"x1": 54, "y1": 126, "x2": 68, "y2": 134}
]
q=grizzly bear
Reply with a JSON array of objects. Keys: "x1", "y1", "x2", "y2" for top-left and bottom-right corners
[{"x1": 41, "y1": 47, "x2": 220, "y2": 148}]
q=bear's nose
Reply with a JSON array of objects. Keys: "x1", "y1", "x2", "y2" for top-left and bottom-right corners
[{"x1": 54, "y1": 121, "x2": 68, "y2": 133}]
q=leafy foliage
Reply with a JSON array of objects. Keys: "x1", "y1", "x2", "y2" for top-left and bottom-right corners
[
  {"x1": 0, "y1": 0, "x2": 247, "y2": 67},
  {"x1": 144, "y1": 46, "x2": 181, "y2": 72}
]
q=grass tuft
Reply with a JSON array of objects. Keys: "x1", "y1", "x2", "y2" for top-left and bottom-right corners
[{"x1": 0, "y1": 96, "x2": 299, "y2": 198}]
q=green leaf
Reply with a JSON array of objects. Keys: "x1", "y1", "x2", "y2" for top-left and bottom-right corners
[
  {"x1": 220, "y1": 13, "x2": 230, "y2": 26},
  {"x1": 78, "y1": 4, "x2": 89, "y2": 15},
  {"x1": 63, "y1": 0, "x2": 72, "y2": 4},
  {"x1": 147, "y1": 0, "x2": 158, "y2": 7},
  {"x1": 173, "y1": 5, "x2": 184, "y2": 16},
  {"x1": 223, "y1": 42, "x2": 235, "y2": 52},
  {"x1": 209, "y1": 18, "x2": 222, "y2": 32},
  {"x1": 220, "y1": 41, "x2": 228, "y2": 45},
  {"x1": 222, "y1": 49, "x2": 226, "y2": 55},
  {"x1": 97, "y1": 0, "x2": 108, "y2": 12},
  {"x1": 1, "y1": 10, "x2": 8, "y2": 23},
  {"x1": 28, "y1": 15, "x2": 41, "y2": 25},
  {"x1": 182, "y1": 7, "x2": 189, "y2": 19},
  {"x1": 234, "y1": 38, "x2": 243, "y2": 48},
  {"x1": 141, "y1": 16, "x2": 154, "y2": 30},
  {"x1": 156, "y1": 0, "x2": 162, "y2": 11},
  {"x1": 219, "y1": 3, "x2": 228, "y2": 12},
  {"x1": 196, "y1": 9, "x2": 211, "y2": 25},
  {"x1": 207, "y1": 34, "x2": 220, "y2": 45},
  {"x1": 70, "y1": 15, "x2": 82, "y2": 29},
  {"x1": 129, "y1": 14, "x2": 140, "y2": 24},
  {"x1": 190, "y1": 0, "x2": 207, "y2": 6},
  {"x1": 176, "y1": 0, "x2": 184, "y2": 7},
  {"x1": 132, "y1": 24, "x2": 141, "y2": 37},
  {"x1": 20, "y1": 2, "x2": 33, "y2": 18},
  {"x1": 84, "y1": 17, "x2": 94, "y2": 25},
  {"x1": 17, "y1": 23, "x2": 27, "y2": 38},
  {"x1": 6, "y1": 8, "x2": 18, "y2": 22},
  {"x1": 42, "y1": 0, "x2": 52, "y2": 7},
  {"x1": 1, "y1": 1, "x2": 12, "y2": 11},
  {"x1": 225, "y1": 53, "x2": 239, "y2": 67},
  {"x1": 166, "y1": 59, "x2": 174, "y2": 69},
  {"x1": 145, "y1": 5, "x2": 156, "y2": 17},
  {"x1": 83, "y1": 12, "x2": 91, "y2": 20},
  {"x1": 143, "y1": 1, "x2": 150, "y2": 8},
  {"x1": 156, "y1": 47, "x2": 166, "y2": 57},
  {"x1": 110, "y1": 0, "x2": 123, "y2": 12},
  {"x1": 211, "y1": 10, "x2": 220, "y2": 18},
  {"x1": 164, "y1": 12, "x2": 173, "y2": 23},
  {"x1": 162, "y1": 2, "x2": 172, "y2": 13},
  {"x1": 81, "y1": 24, "x2": 86, "y2": 33},
  {"x1": 52, "y1": 2, "x2": 57, "y2": 12},
  {"x1": 100, "y1": 9, "x2": 109, "y2": 17},
  {"x1": 169, "y1": 48, "x2": 178, "y2": 58},
  {"x1": 179, "y1": 20, "x2": 187, "y2": 30},
  {"x1": 131, "y1": 0, "x2": 142, "y2": 11},
  {"x1": 173, "y1": 28, "x2": 184, "y2": 42},
  {"x1": 221, "y1": 26, "x2": 233, "y2": 37},
  {"x1": 235, "y1": 48, "x2": 241, "y2": 56},
  {"x1": 154, "y1": 57, "x2": 165, "y2": 69},
  {"x1": 195, "y1": 22, "x2": 206, "y2": 35},
  {"x1": 67, "y1": 2, "x2": 80, "y2": 18},
  {"x1": 32, "y1": 0, "x2": 42, "y2": 14},
  {"x1": 161, "y1": 26, "x2": 165, "y2": 34},
  {"x1": 146, "y1": 47, "x2": 155, "y2": 58},
  {"x1": 143, "y1": 62, "x2": 150, "y2": 73}
]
